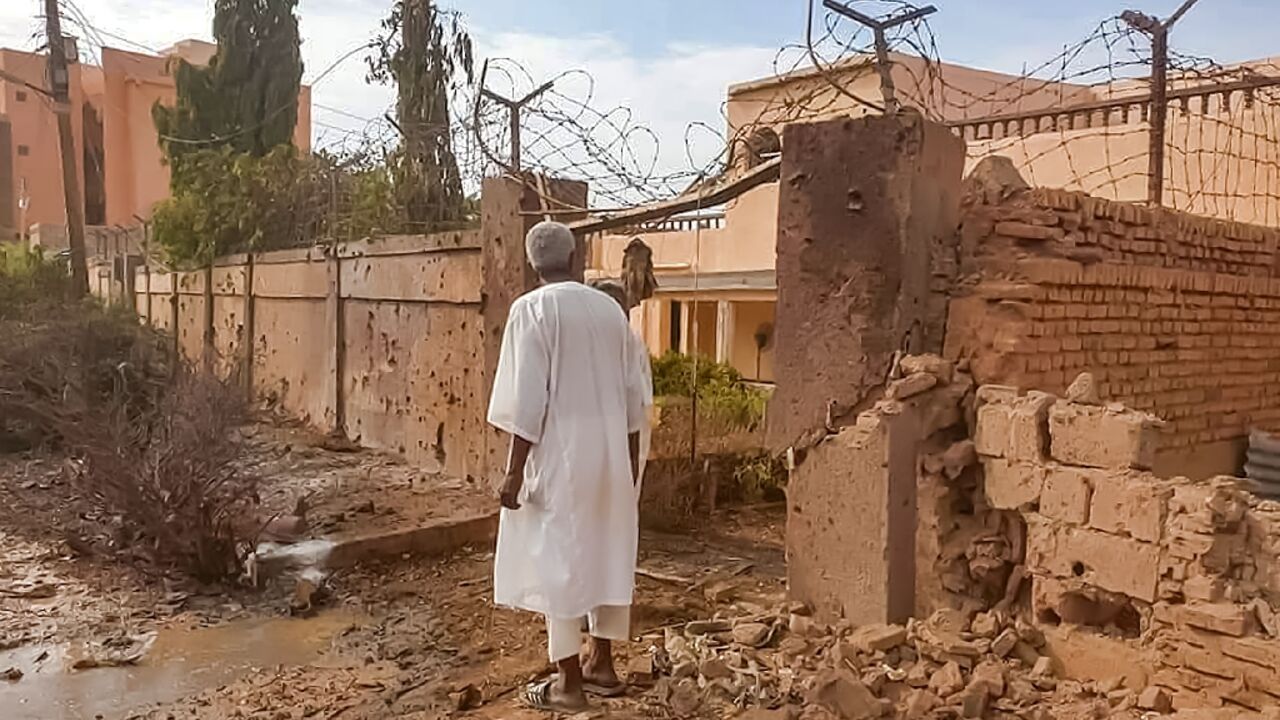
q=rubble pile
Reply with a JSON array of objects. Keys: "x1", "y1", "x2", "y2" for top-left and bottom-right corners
[
  {"x1": 645, "y1": 604, "x2": 1113, "y2": 719},
  {"x1": 975, "y1": 373, "x2": 1280, "y2": 712}
]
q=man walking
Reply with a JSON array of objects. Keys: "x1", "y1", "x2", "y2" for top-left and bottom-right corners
[{"x1": 487, "y1": 221, "x2": 648, "y2": 712}]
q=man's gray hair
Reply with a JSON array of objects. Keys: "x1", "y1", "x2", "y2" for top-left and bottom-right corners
[{"x1": 525, "y1": 221, "x2": 576, "y2": 272}]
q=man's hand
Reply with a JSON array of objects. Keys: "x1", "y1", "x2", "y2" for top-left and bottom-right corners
[
  {"x1": 500, "y1": 434, "x2": 533, "y2": 510},
  {"x1": 499, "y1": 470, "x2": 523, "y2": 510},
  {"x1": 628, "y1": 431, "x2": 641, "y2": 487}
]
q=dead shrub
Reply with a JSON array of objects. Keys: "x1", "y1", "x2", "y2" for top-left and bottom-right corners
[{"x1": 69, "y1": 367, "x2": 259, "y2": 582}]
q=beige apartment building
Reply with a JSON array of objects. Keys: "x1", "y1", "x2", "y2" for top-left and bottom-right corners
[
  {"x1": 0, "y1": 39, "x2": 311, "y2": 244},
  {"x1": 590, "y1": 52, "x2": 1280, "y2": 383}
]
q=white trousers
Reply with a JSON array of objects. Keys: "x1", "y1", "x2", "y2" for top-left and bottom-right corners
[{"x1": 545, "y1": 605, "x2": 631, "y2": 663}]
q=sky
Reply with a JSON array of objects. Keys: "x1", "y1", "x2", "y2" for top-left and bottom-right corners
[{"x1": 0, "y1": 0, "x2": 1275, "y2": 183}]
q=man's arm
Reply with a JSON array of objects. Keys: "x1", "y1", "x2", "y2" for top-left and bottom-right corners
[
  {"x1": 500, "y1": 434, "x2": 533, "y2": 509},
  {"x1": 628, "y1": 431, "x2": 640, "y2": 487}
]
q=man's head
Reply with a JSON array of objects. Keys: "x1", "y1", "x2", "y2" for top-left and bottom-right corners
[
  {"x1": 525, "y1": 221, "x2": 576, "y2": 279},
  {"x1": 589, "y1": 279, "x2": 628, "y2": 313}
]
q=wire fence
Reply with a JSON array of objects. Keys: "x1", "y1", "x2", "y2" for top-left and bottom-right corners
[
  {"x1": 461, "y1": 0, "x2": 1280, "y2": 229},
  {"x1": 50, "y1": 0, "x2": 1280, "y2": 249}
]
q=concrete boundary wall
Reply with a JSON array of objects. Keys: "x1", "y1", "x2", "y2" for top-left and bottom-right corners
[
  {"x1": 946, "y1": 181, "x2": 1280, "y2": 478},
  {"x1": 134, "y1": 175, "x2": 589, "y2": 482},
  {"x1": 136, "y1": 231, "x2": 487, "y2": 479}
]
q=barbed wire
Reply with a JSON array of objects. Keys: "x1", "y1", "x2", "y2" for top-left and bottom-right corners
[{"x1": 33, "y1": 0, "x2": 1280, "y2": 237}]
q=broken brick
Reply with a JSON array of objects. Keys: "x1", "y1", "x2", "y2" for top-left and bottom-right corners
[
  {"x1": 887, "y1": 372, "x2": 938, "y2": 400},
  {"x1": 809, "y1": 670, "x2": 883, "y2": 719},
  {"x1": 1008, "y1": 392, "x2": 1055, "y2": 462},
  {"x1": 1089, "y1": 473, "x2": 1169, "y2": 542},
  {"x1": 1137, "y1": 686, "x2": 1172, "y2": 713},
  {"x1": 1039, "y1": 465, "x2": 1097, "y2": 525},
  {"x1": 847, "y1": 623, "x2": 907, "y2": 653},
  {"x1": 983, "y1": 459, "x2": 1045, "y2": 510},
  {"x1": 1048, "y1": 402, "x2": 1161, "y2": 470},
  {"x1": 1182, "y1": 602, "x2": 1252, "y2": 637}
]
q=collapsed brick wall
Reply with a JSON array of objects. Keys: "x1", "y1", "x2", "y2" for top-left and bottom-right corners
[
  {"x1": 947, "y1": 172, "x2": 1280, "y2": 475},
  {"x1": 975, "y1": 378, "x2": 1280, "y2": 711}
]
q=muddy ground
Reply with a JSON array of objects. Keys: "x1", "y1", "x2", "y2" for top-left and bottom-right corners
[
  {"x1": 0, "y1": 421, "x2": 1208, "y2": 720},
  {"x1": 0, "y1": 421, "x2": 786, "y2": 720}
]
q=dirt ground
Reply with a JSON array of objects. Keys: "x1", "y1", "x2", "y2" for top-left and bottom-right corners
[
  {"x1": 0, "y1": 420, "x2": 787, "y2": 720},
  {"x1": 0, "y1": 420, "x2": 1220, "y2": 720}
]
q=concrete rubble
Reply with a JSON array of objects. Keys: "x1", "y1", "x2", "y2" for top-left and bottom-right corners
[
  {"x1": 786, "y1": 353, "x2": 1280, "y2": 718},
  {"x1": 652, "y1": 602, "x2": 1094, "y2": 720},
  {"x1": 975, "y1": 370, "x2": 1280, "y2": 713}
]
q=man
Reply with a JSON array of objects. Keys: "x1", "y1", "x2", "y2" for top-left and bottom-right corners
[
  {"x1": 589, "y1": 279, "x2": 654, "y2": 497},
  {"x1": 487, "y1": 221, "x2": 648, "y2": 712}
]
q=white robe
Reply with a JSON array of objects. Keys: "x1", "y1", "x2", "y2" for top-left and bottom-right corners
[{"x1": 488, "y1": 282, "x2": 649, "y2": 620}]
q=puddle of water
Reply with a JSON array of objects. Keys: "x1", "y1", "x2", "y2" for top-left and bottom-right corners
[{"x1": 0, "y1": 610, "x2": 358, "y2": 720}]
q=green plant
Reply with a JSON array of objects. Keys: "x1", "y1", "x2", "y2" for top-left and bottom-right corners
[
  {"x1": 732, "y1": 453, "x2": 787, "y2": 502},
  {"x1": 151, "y1": 146, "x2": 331, "y2": 265},
  {"x1": 153, "y1": 0, "x2": 302, "y2": 162},
  {"x1": 0, "y1": 247, "x2": 69, "y2": 319},
  {"x1": 368, "y1": 0, "x2": 473, "y2": 226},
  {"x1": 651, "y1": 351, "x2": 769, "y2": 431}
]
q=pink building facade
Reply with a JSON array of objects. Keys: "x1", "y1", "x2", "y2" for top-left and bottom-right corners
[{"x1": 0, "y1": 39, "x2": 311, "y2": 243}]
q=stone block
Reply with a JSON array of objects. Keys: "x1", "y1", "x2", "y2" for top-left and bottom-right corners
[
  {"x1": 1026, "y1": 518, "x2": 1160, "y2": 602},
  {"x1": 1089, "y1": 473, "x2": 1170, "y2": 542},
  {"x1": 847, "y1": 623, "x2": 907, "y2": 653},
  {"x1": 899, "y1": 354, "x2": 953, "y2": 384},
  {"x1": 983, "y1": 459, "x2": 1045, "y2": 510},
  {"x1": 1039, "y1": 465, "x2": 1098, "y2": 525},
  {"x1": 1181, "y1": 602, "x2": 1252, "y2": 637},
  {"x1": 1009, "y1": 392, "x2": 1055, "y2": 462},
  {"x1": 887, "y1": 372, "x2": 939, "y2": 400},
  {"x1": 1048, "y1": 401, "x2": 1162, "y2": 470},
  {"x1": 975, "y1": 402, "x2": 1012, "y2": 458}
]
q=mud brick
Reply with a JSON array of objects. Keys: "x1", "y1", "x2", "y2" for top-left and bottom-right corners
[
  {"x1": 983, "y1": 459, "x2": 1046, "y2": 510},
  {"x1": 975, "y1": 402, "x2": 1013, "y2": 458},
  {"x1": 1026, "y1": 520, "x2": 1159, "y2": 602},
  {"x1": 1183, "y1": 575, "x2": 1226, "y2": 603},
  {"x1": 996, "y1": 221, "x2": 1065, "y2": 242},
  {"x1": 1089, "y1": 473, "x2": 1170, "y2": 542},
  {"x1": 1009, "y1": 391, "x2": 1055, "y2": 462},
  {"x1": 1181, "y1": 603, "x2": 1252, "y2": 637},
  {"x1": 1048, "y1": 401, "x2": 1161, "y2": 469},
  {"x1": 1039, "y1": 465, "x2": 1098, "y2": 525}
]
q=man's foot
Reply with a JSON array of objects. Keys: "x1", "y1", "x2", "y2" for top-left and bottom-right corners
[
  {"x1": 522, "y1": 678, "x2": 588, "y2": 712},
  {"x1": 581, "y1": 640, "x2": 624, "y2": 695}
]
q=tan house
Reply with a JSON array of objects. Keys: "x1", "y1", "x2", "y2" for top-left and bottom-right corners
[
  {"x1": 0, "y1": 39, "x2": 311, "y2": 243},
  {"x1": 589, "y1": 52, "x2": 1280, "y2": 383}
]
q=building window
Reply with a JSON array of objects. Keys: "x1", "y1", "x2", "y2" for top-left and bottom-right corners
[
  {"x1": 15, "y1": 90, "x2": 28, "y2": 102},
  {"x1": 16, "y1": 145, "x2": 29, "y2": 157}
]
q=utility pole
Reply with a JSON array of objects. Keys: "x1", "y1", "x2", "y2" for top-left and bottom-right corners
[
  {"x1": 477, "y1": 60, "x2": 555, "y2": 173},
  {"x1": 43, "y1": 0, "x2": 89, "y2": 297},
  {"x1": 1122, "y1": 0, "x2": 1202, "y2": 207},
  {"x1": 822, "y1": 1, "x2": 937, "y2": 114}
]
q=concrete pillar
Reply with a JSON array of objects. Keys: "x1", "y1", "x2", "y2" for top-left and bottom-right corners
[
  {"x1": 788, "y1": 408, "x2": 923, "y2": 624},
  {"x1": 714, "y1": 299, "x2": 734, "y2": 365},
  {"x1": 480, "y1": 174, "x2": 588, "y2": 479},
  {"x1": 769, "y1": 113, "x2": 964, "y2": 623},
  {"x1": 767, "y1": 113, "x2": 964, "y2": 452}
]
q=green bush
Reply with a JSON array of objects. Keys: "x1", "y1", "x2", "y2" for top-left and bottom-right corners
[
  {"x1": 0, "y1": 247, "x2": 70, "y2": 320},
  {"x1": 151, "y1": 145, "x2": 331, "y2": 266},
  {"x1": 651, "y1": 351, "x2": 769, "y2": 431}
]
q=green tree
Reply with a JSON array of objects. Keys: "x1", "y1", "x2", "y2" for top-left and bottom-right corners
[
  {"x1": 150, "y1": 0, "x2": 305, "y2": 264},
  {"x1": 154, "y1": 0, "x2": 303, "y2": 165},
  {"x1": 368, "y1": 0, "x2": 473, "y2": 227}
]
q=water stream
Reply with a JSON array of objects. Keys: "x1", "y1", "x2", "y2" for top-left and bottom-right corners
[{"x1": 0, "y1": 609, "x2": 357, "y2": 720}]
